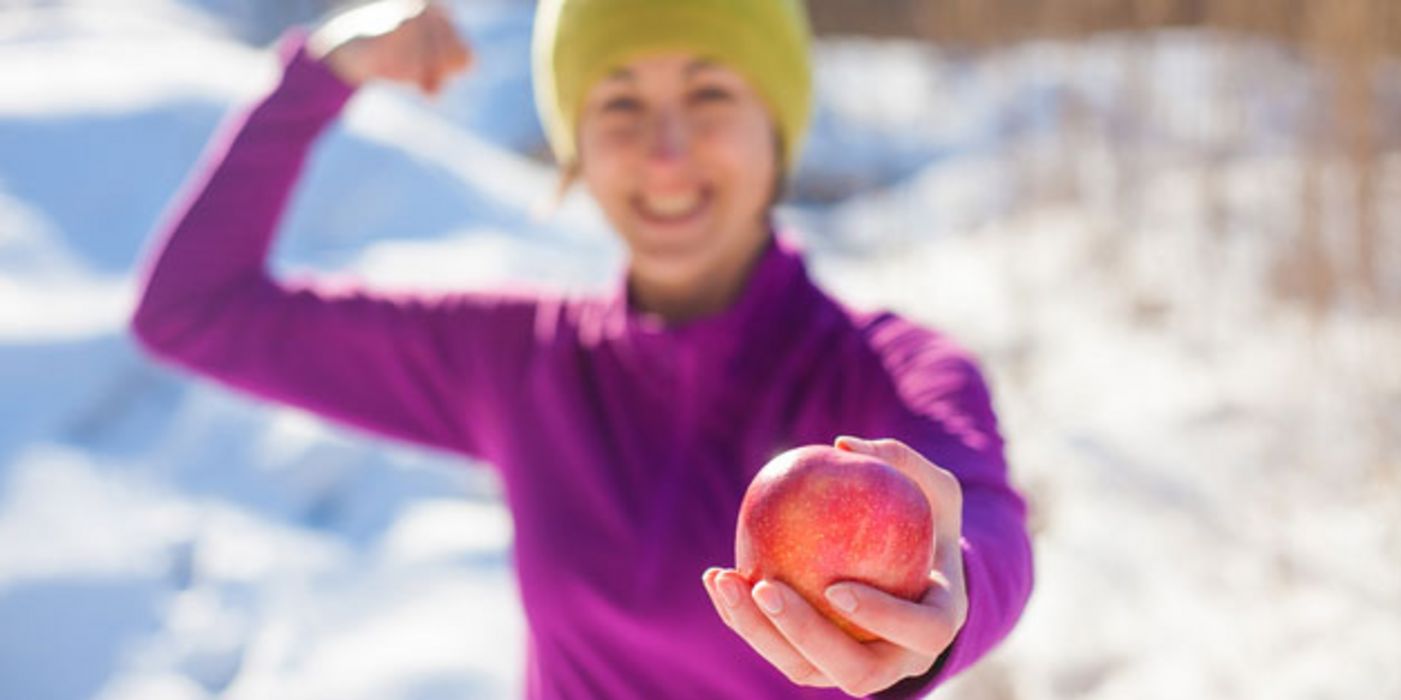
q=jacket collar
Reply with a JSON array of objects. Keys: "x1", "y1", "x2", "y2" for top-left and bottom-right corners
[{"x1": 605, "y1": 227, "x2": 811, "y2": 352}]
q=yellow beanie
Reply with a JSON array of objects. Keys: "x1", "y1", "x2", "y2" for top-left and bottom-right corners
[{"x1": 532, "y1": 0, "x2": 813, "y2": 173}]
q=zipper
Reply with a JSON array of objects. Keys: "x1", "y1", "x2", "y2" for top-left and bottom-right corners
[{"x1": 636, "y1": 336, "x2": 702, "y2": 596}]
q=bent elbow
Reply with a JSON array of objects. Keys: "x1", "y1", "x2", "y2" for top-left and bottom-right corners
[{"x1": 128, "y1": 297, "x2": 176, "y2": 358}]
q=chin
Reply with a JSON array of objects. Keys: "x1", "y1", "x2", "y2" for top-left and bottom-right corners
[
  {"x1": 628, "y1": 240, "x2": 718, "y2": 285},
  {"x1": 621, "y1": 212, "x2": 715, "y2": 254},
  {"x1": 612, "y1": 208, "x2": 766, "y2": 295}
]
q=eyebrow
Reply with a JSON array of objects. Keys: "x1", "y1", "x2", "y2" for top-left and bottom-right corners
[
  {"x1": 685, "y1": 59, "x2": 721, "y2": 77},
  {"x1": 601, "y1": 58, "x2": 723, "y2": 83},
  {"x1": 603, "y1": 67, "x2": 634, "y2": 83}
]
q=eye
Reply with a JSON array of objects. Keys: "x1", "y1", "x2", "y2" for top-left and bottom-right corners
[
  {"x1": 601, "y1": 96, "x2": 643, "y2": 114},
  {"x1": 689, "y1": 86, "x2": 734, "y2": 105}
]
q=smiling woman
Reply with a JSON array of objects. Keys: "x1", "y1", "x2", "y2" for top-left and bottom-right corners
[
  {"x1": 534, "y1": 0, "x2": 812, "y2": 324},
  {"x1": 128, "y1": 0, "x2": 1033, "y2": 698},
  {"x1": 576, "y1": 53, "x2": 781, "y2": 322}
]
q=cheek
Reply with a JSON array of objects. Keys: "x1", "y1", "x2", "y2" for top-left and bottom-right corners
[
  {"x1": 578, "y1": 135, "x2": 637, "y2": 207},
  {"x1": 697, "y1": 118, "x2": 776, "y2": 202}
]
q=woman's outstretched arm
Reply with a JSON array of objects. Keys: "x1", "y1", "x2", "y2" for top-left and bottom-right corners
[{"x1": 702, "y1": 315, "x2": 1034, "y2": 697}]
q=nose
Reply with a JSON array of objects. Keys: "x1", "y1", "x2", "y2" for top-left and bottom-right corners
[{"x1": 647, "y1": 107, "x2": 688, "y2": 165}]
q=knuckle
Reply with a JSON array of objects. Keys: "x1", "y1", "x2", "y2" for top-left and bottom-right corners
[
  {"x1": 727, "y1": 609, "x2": 756, "y2": 635},
  {"x1": 838, "y1": 672, "x2": 880, "y2": 698},
  {"x1": 905, "y1": 654, "x2": 937, "y2": 680},
  {"x1": 923, "y1": 614, "x2": 960, "y2": 653},
  {"x1": 788, "y1": 608, "x2": 823, "y2": 640},
  {"x1": 930, "y1": 465, "x2": 959, "y2": 490},
  {"x1": 872, "y1": 437, "x2": 908, "y2": 455},
  {"x1": 931, "y1": 468, "x2": 963, "y2": 502},
  {"x1": 786, "y1": 665, "x2": 826, "y2": 687},
  {"x1": 928, "y1": 610, "x2": 955, "y2": 638},
  {"x1": 953, "y1": 603, "x2": 969, "y2": 631}
]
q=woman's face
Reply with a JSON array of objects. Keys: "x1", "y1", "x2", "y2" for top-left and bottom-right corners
[{"x1": 576, "y1": 52, "x2": 779, "y2": 294}]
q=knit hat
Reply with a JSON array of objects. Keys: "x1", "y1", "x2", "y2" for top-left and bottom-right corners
[{"x1": 532, "y1": 0, "x2": 813, "y2": 173}]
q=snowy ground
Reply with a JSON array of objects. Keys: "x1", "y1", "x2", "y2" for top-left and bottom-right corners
[{"x1": 1, "y1": 2, "x2": 1398, "y2": 699}]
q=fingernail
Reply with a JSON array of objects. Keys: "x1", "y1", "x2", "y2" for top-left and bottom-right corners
[
  {"x1": 753, "y1": 583, "x2": 784, "y2": 615},
  {"x1": 717, "y1": 576, "x2": 742, "y2": 608},
  {"x1": 825, "y1": 584, "x2": 858, "y2": 614},
  {"x1": 836, "y1": 435, "x2": 869, "y2": 451}
]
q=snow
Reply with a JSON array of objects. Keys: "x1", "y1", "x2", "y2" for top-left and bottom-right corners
[{"x1": 1, "y1": 1, "x2": 1398, "y2": 698}]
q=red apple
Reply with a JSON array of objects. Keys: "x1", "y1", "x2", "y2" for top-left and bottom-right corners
[{"x1": 735, "y1": 444, "x2": 935, "y2": 641}]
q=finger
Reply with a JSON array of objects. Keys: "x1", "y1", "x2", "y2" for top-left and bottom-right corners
[
  {"x1": 376, "y1": 15, "x2": 420, "y2": 84},
  {"x1": 425, "y1": 1, "x2": 472, "y2": 74},
  {"x1": 823, "y1": 580, "x2": 959, "y2": 659},
  {"x1": 414, "y1": 5, "x2": 443, "y2": 95},
  {"x1": 712, "y1": 571, "x2": 836, "y2": 688},
  {"x1": 753, "y1": 580, "x2": 900, "y2": 695},
  {"x1": 420, "y1": 9, "x2": 463, "y2": 93},
  {"x1": 701, "y1": 568, "x2": 735, "y2": 628}
]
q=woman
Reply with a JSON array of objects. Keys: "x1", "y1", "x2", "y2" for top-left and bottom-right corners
[{"x1": 130, "y1": 0, "x2": 1033, "y2": 697}]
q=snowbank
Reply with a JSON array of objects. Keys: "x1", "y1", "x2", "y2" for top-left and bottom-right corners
[{"x1": 1, "y1": 2, "x2": 1396, "y2": 699}]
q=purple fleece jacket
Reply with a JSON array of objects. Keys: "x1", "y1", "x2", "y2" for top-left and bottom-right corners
[{"x1": 130, "y1": 33, "x2": 1032, "y2": 700}]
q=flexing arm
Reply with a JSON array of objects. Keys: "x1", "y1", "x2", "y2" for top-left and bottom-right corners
[{"x1": 130, "y1": 7, "x2": 519, "y2": 458}]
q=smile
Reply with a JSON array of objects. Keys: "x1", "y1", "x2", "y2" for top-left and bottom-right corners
[{"x1": 633, "y1": 188, "x2": 713, "y2": 225}]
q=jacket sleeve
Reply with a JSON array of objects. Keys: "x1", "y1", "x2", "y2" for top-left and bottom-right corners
[
  {"x1": 129, "y1": 30, "x2": 531, "y2": 460},
  {"x1": 862, "y1": 315, "x2": 1034, "y2": 698}
]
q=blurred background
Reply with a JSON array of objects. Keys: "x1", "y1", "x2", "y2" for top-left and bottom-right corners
[{"x1": 1, "y1": 0, "x2": 1397, "y2": 698}]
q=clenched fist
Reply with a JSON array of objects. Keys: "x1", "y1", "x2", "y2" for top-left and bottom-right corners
[{"x1": 308, "y1": 0, "x2": 472, "y2": 96}]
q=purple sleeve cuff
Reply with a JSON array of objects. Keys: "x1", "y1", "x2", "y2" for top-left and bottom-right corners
[
  {"x1": 928, "y1": 534, "x2": 1015, "y2": 685},
  {"x1": 874, "y1": 525, "x2": 1032, "y2": 698},
  {"x1": 271, "y1": 27, "x2": 358, "y2": 123}
]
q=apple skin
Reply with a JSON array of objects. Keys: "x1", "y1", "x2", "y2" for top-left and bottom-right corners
[{"x1": 735, "y1": 445, "x2": 935, "y2": 642}]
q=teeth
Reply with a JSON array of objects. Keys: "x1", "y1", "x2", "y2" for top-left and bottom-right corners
[{"x1": 644, "y1": 192, "x2": 701, "y2": 217}]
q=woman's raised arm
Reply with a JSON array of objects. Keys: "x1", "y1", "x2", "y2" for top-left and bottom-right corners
[{"x1": 130, "y1": 3, "x2": 523, "y2": 459}]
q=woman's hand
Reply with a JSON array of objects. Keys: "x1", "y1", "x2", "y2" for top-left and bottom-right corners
[
  {"x1": 702, "y1": 437, "x2": 968, "y2": 697},
  {"x1": 308, "y1": 0, "x2": 472, "y2": 96}
]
